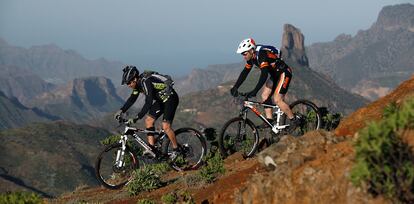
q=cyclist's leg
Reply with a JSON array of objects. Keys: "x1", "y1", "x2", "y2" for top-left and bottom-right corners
[
  {"x1": 147, "y1": 102, "x2": 162, "y2": 146},
  {"x1": 272, "y1": 69, "x2": 294, "y2": 119},
  {"x1": 262, "y1": 78, "x2": 274, "y2": 119},
  {"x1": 161, "y1": 91, "x2": 179, "y2": 149}
]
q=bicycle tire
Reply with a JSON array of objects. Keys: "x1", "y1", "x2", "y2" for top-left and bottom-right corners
[
  {"x1": 288, "y1": 99, "x2": 321, "y2": 136},
  {"x1": 95, "y1": 143, "x2": 137, "y2": 189},
  {"x1": 162, "y1": 128, "x2": 207, "y2": 171},
  {"x1": 218, "y1": 117, "x2": 259, "y2": 158}
]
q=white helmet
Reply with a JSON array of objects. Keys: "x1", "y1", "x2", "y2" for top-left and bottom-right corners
[{"x1": 236, "y1": 38, "x2": 256, "y2": 54}]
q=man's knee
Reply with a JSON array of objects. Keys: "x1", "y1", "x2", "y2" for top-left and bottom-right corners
[
  {"x1": 273, "y1": 95, "x2": 285, "y2": 105},
  {"x1": 145, "y1": 116, "x2": 155, "y2": 126},
  {"x1": 162, "y1": 121, "x2": 172, "y2": 131}
]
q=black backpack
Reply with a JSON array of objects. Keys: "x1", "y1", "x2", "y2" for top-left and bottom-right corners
[
  {"x1": 140, "y1": 70, "x2": 175, "y2": 101},
  {"x1": 140, "y1": 70, "x2": 174, "y2": 87}
]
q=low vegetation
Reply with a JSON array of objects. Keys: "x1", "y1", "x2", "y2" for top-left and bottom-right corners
[
  {"x1": 0, "y1": 191, "x2": 43, "y2": 204},
  {"x1": 136, "y1": 198, "x2": 156, "y2": 204},
  {"x1": 350, "y1": 98, "x2": 414, "y2": 203},
  {"x1": 127, "y1": 164, "x2": 165, "y2": 196},
  {"x1": 319, "y1": 107, "x2": 342, "y2": 131},
  {"x1": 198, "y1": 151, "x2": 226, "y2": 183},
  {"x1": 161, "y1": 191, "x2": 195, "y2": 204}
]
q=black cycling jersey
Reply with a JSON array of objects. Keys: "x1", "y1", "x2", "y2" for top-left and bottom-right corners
[
  {"x1": 120, "y1": 75, "x2": 179, "y2": 123},
  {"x1": 233, "y1": 44, "x2": 291, "y2": 96}
]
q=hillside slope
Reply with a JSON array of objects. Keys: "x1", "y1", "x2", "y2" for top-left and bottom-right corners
[
  {"x1": 335, "y1": 74, "x2": 414, "y2": 136},
  {"x1": 0, "y1": 122, "x2": 111, "y2": 197},
  {"x1": 0, "y1": 65, "x2": 55, "y2": 106},
  {"x1": 0, "y1": 91, "x2": 57, "y2": 130}
]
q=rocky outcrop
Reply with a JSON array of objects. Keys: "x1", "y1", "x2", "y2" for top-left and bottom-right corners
[
  {"x1": 281, "y1": 24, "x2": 309, "y2": 67},
  {"x1": 29, "y1": 76, "x2": 123, "y2": 123},
  {"x1": 235, "y1": 131, "x2": 388, "y2": 204}
]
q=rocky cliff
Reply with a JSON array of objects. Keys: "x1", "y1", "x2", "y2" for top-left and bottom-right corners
[
  {"x1": 29, "y1": 76, "x2": 124, "y2": 123},
  {"x1": 307, "y1": 3, "x2": 414, "y2": 101}
]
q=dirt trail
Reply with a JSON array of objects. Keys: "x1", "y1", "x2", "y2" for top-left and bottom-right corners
[{"x1": 50, "y1": 153, "x2": 263, "y2": 204}]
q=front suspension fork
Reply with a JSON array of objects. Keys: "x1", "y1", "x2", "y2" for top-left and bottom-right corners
[{"x1": 115, "y1": 135, "x2": 128, "y2": 168}]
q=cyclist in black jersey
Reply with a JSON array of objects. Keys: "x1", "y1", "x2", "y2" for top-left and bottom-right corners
[
  {"x1": 230, "y1": 38, "x2": 299, "y2": 128},
  {"x1": 114, "y1": 65, "x2": 181, "y2": 159}
]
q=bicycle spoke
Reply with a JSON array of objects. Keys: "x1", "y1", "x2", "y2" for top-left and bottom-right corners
[
  {"x1": 95, "y1": 144, "x2": 136, "y2": 189},
  {"x1": 288, "y1": 100, "x2": 321, "y2": 137},
  {"x1": 165, "y1": 128, "x2": 206, "y2": 171},
  {"x1": 219, "y1": 117, "x2": 259, "y2": 158}
]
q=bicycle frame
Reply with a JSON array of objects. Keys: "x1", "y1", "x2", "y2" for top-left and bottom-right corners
[
  {"x1": 241, "y1": 100, "x2": 289, "y2": 135},
  {"x1": 114, "y1": 125, "x2": 167, "y2": 168}
]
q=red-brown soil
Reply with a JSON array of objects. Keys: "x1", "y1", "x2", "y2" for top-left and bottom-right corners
[{"x1": 335, "y1": 75, "x2": 414, "y2": 137}]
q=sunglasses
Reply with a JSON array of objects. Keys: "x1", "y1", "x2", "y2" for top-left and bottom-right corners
[{"x1": 241, "y1": 52, "x2": 249, "y2": 56}]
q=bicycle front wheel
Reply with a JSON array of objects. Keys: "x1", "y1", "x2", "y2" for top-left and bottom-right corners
[
  {"x1": 218, "y1": 117, "x2": 259, "y2": 158},
  {"x1": 288, "y1": 100, "x2": 321, "y2": 136},
  {"x1": 163, "y1": 128, "x2": 207, "y2": 171},
  {"x1": 95, "y1": 143, "x2": 137, "y2": 189}
]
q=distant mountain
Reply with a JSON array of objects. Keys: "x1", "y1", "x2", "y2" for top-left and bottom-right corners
[
  {"x1": 0, "y1": 91, "x2": 57, "y2": 130},
  {"x1": 307, "y1": 3, "x2": 414, "y2": 100},
  {"x1": 0, "y1": 38, "x2": 123, "y2": 84},
  {"x1": 0, "y1": 64, "x2": 55, "y2": 106},
  {"x1": 0, "y1": 121, "x2": 111, "y2": 196},
  {"x1": 28, "y1": 76, "x2": 124, "y2": 123},
  {"x1": 174, "y1": 63, "x2": 243, "y2": 95}
]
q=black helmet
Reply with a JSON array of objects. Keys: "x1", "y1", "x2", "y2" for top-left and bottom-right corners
[{"x1": 121, "y1": 65, "x2": 139, "y2": 85}]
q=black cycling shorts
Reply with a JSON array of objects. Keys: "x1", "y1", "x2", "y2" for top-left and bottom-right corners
[
  {"x1": 148, "y1": 90, "x2": 179, "y2": 124},
  {"x1": 266, "y1": 67, "x2": 292, "y2": 95}
]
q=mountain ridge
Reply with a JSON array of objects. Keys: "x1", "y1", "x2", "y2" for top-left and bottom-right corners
[{"x1": 307, "y1": 3, "x2": 414, "y2": 100}]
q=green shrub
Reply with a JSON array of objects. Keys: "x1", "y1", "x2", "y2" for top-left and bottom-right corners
[
  {"x1": 100, "y1": 134, "x2": 121, "y2": 146},
  {"x1": 161, "y1": 192, "x2": 178, "y2": 204},
  {"x1": 350, "y1": 98, "x2": 414, "y2": 203},
  {"x1": 319, "y1": 107, "x2": 342, "y2": 130},
  {"x1": 0, "y1": 191, "x2": 43, "y2": 204},
  {"x1": 136, "y1": 198, "x2": 156, "y2": 204},
  {"x1": 161, "y1": 191, "x2": 195, "y2": 204},
  {"x1": 179, "y1": 191, "x2": 195, "y2": 204},
  {"x1": 127, "y1": 165, "x2": 164, "y2": 196},
  {"x1": 151, "y1": 162, "x2": 170, "y2": 175},
  {"x1": 198, "y1": 151, "x2": 225, "y2": 183}
]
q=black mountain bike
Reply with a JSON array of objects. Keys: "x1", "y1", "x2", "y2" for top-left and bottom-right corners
[
  {"x1": 95, "y1": 117, "x2": 207, "y2": 189},
  {"x1": 219, "y1": 94, "x2": 321, "y2": 158}
]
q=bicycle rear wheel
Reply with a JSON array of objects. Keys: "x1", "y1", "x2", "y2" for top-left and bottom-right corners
[
  {"x1": 218, "y1": 117, "x2": 259, "y2": 158},
  {"x1": 288, "y1": 100, "x2": 321, "y2": 136},
  {"x1": 95, "y1": 143, "x2": 137, "y2": 189},
  {"x1": 163, "y1": 128, "x2": 207, "y2": 171}
]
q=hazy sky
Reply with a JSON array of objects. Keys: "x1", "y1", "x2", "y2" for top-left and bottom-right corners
[{"x1": 1, "y1": 0, "x2": 413, "y2": 76}]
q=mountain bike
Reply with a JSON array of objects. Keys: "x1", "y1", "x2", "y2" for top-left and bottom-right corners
[
  {"x1": 218, "y1": 94, "x2": 321, "y2": 158},
  {"x1": 95, "y1": 117, "x2": 207, "y2": 189}
]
